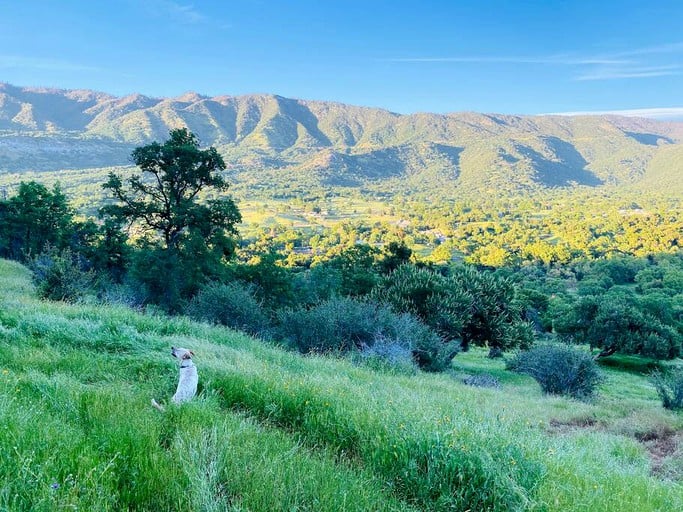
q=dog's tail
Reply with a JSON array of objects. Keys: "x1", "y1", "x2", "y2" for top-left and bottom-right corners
[{"x1": 151, "y1": 398, "x2": 165, "y2": 412}]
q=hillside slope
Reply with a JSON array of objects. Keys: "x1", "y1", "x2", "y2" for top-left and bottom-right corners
[
  {"x1": 0, "y1": 258, "x2": 681, "y2": 511},
  {"x1": 1, "y1": 83, "x2": 682, "y2": 195}
]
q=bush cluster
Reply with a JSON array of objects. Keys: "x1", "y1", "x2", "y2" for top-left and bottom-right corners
[
  {"x1": 186, "y1": 281, "x2": 270, "y2": 337},
  {"x1": 353, "y1": 336, "x2": 418, "y2": 375},
  {"x1": 651, "y1": 368, "x2": 683, "y2": 410},
  {"x1": 276, "y1": 297, "x2": 458, "y2": 372},
  {"x1": 507, "y1": 343, "x2": 604, "y2": 398},
  {"x1": 29, "y1": 246, "x2": 95, "y2": 302}
]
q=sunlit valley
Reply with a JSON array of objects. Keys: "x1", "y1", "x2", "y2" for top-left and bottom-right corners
[{"x1": 1, "y1": 2, "x2": 682, "y2": 511}]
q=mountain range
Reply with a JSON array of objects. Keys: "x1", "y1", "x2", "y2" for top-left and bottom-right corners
[{"x1": 1, "y1": 82, "x2": 682, "y2": 195}]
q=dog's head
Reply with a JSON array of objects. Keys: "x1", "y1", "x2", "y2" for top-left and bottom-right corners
[{"x1": 171, "y1": 346, "x2": 195, "y2": 361}]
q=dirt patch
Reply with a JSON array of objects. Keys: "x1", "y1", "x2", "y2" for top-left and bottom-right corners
[
  {"x1": 635, "y1": 427, "x2": 681, "y2": 476},
  {"x1": 548, "y1": 416, "x2": 599, "y2": 433},
  {"x1": 547, "y1": 417, "x2": 682, "y2": 478}
]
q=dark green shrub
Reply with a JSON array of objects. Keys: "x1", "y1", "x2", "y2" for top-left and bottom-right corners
[
  {"x1": 322, "y1": 244, "x2": 380, "y2": 297},
  {"x1": 507, "y1": 344, "x2": 604, "y2": 398},
  {"x1": 374, "y1": 264, "x2": 534, "y2": 356},
  {"x1": 276, "y1": 297, "x2": 457, "y2": 371},
  {"x1": 290, "y1": 265, "x2": 342, "y2": 306},
  {"x1": 276, "y1": 297, "x2": 380, "y2": 353},
  {"x1": 227, "y1": 249, "x2": 295, "y2": 309},
  {"x1": 448, "y1": 265, "x2": 535, "y2": 354},
  {"x1": 651, "y1": 368, "x2": 683, "y2": 410},
  {"x1": 372, "y1": 264, "x2": 469, "y2": 341},
  {"x1": 29, "y1": 246, "x2": 95, "y2": 302},
  {"x1": 186, "y1": 281, "x2": 270, "y2": 337},
  {"x1": 410, "y1": 320, "x2": 460, "y2": 372}
]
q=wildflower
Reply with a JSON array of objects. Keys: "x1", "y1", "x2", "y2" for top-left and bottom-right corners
[{"x1": 50, "y1": 483, "x2": 60, "y2": 490}]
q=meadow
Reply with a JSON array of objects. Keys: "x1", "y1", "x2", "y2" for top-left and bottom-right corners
[{"x1": 0, "y1": 258, "x2": 681, "y2": 511}]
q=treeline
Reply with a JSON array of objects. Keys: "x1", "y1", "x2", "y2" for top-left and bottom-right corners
[
  {"x1": 496, "y1": 254, "x2": 683, "y2": 360},
  {"x1": 5, "y1": 166, "x2": 681, "y2": 270},
  {"x1": 1, "y1": 130, "x2": 681, "y2": 375}
]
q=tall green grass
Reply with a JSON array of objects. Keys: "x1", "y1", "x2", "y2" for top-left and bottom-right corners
[{"x1": 0, "y1": 258, "x2": 682, "y2": 511}]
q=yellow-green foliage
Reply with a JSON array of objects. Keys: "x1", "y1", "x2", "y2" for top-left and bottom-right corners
[{"x1": 0, "y1": 259, "x2": 681, "y2": 511}]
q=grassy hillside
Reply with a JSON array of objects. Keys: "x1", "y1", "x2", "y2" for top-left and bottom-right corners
[{"x1": 0, "y1": 258, "x2": 681, "y2": 511}]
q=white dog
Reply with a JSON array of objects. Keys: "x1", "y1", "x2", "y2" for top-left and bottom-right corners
[{"x1": 152, "y1": 346, "x2": 198, "y2": 411}]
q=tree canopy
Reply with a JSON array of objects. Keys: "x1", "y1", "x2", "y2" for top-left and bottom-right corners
[
  {"x1": 0, "y1": 181, "x2": 74, "y2": 260},
  {"x1": 102, "y1": 128, "x2": 240, "y2": 253},
  {"x1": 101, "y1": 129, "x2": 241, "y2": 310}
]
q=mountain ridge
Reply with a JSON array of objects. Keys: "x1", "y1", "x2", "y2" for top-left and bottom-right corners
[{"x1": 1, "y1": 82, "x2": 682, "y2": 195}]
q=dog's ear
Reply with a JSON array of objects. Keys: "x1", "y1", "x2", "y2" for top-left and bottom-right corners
[
  {"x1": 189, "y1": 350, "x2": 195, "y2": 357},
  {"x1": 182, "y1": 351, "x2": 194, "y2": 360}
]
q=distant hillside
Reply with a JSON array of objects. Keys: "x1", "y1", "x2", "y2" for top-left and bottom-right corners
[{"x1": 1, "y1": 82, "x2": 682, "y2": 195}]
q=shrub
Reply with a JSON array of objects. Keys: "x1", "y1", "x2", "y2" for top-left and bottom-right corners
[
  {"x1": 354, "y1": 336, "x2": 418, "y2": 375},
  {"x1": 29, "y1": 246, "x2": 95, "y2": 302},
  {"x1": 409, "y1": 320, "x2": 460, "y2": 372},
  {"x1": 186, "y1": 281, "x2": 270, "y2": 337},
  {"x1": 507, "y1": 344, "x2": 603, "y2": 398},
  {"x1": 651, "y1": 368, "x2": 683, "y2": 410},
  {"x1": 97, "y1": 280, "x2": 147, "y2": 310},
  {"x1": 461, "y1": 373, "x2": 501, "y2": 389},
  {"x1": 275, "y1": 297, "x2": 458, "y2": 371},
  {"x1": 372, "y1": 264, "x2": 469, "y2": 342}
]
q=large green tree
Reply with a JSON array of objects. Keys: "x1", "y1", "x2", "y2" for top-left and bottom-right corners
[
  {"x1": 552, "y1": 290, "x2": 681, "y2": 359},
  {"x1": 101, "y1": 129, "x2": 241, "y2": 310},
  {"x1": 373, "y1": 264, "x2": 534, "y2": 357},
  {"x1": 0, "y1": 181, "x2": 74, "y2": 260}
]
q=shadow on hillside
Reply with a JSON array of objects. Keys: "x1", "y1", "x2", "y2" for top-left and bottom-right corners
[
  {"x1": 11, "y1": 87, "x2": 97, "y2": 131},
  {"x1": 433, "y1": 144, "x2": 463, "y2": 163},
  {"x1": 319, "y1": 147, "x2": 407, "y2": 187},
  {"x1": 430, "y1": 144, "x2": 463, "y2": 179},
  {"x1": 318, "y1": 143, "x2": 465, "y2": 187},
  {"x1": 278, "y1": 97, "x2": 333, "y2": 147},
  {"x1": 624, "y1": 132, "x2": 673, "y2": 147},
  {"x1": 517, "y1": 137, "x2": 604, "y2": 187}
]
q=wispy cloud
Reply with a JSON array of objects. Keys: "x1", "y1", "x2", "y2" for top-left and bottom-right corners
[
  {"x1": 0, "y1": 55, "x2": 101, "y2": 72},
  {"x1": 138, "y1": 0, "x2": 232, "y2": 28},
  {"x1": 576, "y1": 65, "x2": 681, "y2": 81},
  {"x1": 383, "y1": 56, "x2": 631, "y2": 66},
  {"x1": 544, "y1": 107, "x2": 683, "y2": 120},
  {"x1": 606, "y1": 41, "x2": 683, "y2": 58},
  {"x1": 156, "y1": 0, "x2": 207, "y2": 24},
  {"x1": 384, "y1": 41, "x2": 683, "y2": 82},
  {"x1": 134, "y1": 1, "x2": 232, "y2": 30}
]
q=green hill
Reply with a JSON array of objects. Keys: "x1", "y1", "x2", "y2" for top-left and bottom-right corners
[
  {"x1": 0, "y1": 258, "x2": 681, "y2": 511},
  {"x1": 1, "y1": 83, "x2": 682, "y2": 196}
]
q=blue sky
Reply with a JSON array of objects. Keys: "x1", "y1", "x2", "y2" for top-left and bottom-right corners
[{"x1": 1, "y1": 0, "x2": 682, "y2": 116}]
